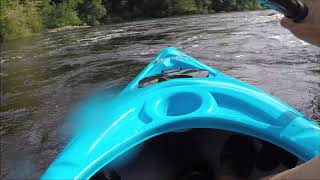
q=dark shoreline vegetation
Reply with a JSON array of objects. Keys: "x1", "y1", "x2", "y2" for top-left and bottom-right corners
[{"x1": 0, "y1": 0, "x2": 266, "y2": 42}]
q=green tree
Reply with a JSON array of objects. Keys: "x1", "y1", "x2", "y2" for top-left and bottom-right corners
[
  {"x1": 172, "y1": 0, "x2": 197, "y2": 15},
  {"x1": 42, "y1": 0, "x2": 83, "y2": 28},
  {"x1": 77, "y1": 0, "x2": 106, "y2": 26},
  {"x1": 195, "y1": 0, "x2": 211, "y2": 14},
  {"x1": 0, "y1": 0, "x2": 42, "y2": 42},
  {"x1": 141, "y1": 0, "x2": 172, "y2": 17}
]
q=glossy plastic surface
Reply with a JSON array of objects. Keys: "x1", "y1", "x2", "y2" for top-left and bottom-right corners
[{"x1": 42, "y1": 47, "x2": 320, "y2": 179}]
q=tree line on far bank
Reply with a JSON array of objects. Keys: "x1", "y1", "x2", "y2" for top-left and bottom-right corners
[{"x1": 0, "y1": 0, "x2": 265, "y2": 41}]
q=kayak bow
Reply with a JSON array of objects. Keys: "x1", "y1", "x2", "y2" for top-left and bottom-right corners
[{"x1": 42, "y1": 47, "x2": 320, "y2": 179}]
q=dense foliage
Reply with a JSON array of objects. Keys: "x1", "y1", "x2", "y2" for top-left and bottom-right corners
[
  {"x1": 0, "y1": 0, "x2": 42, "y2": 42},
  {"x1": 42, "y1": 0, "x2": 83, "y2": 28},
  {"x1": 0, "y1": 0, "x2": 265, "y2": 41},
  {"x1": 103, "y1": 0, "x2": 264, "y2": 21}
]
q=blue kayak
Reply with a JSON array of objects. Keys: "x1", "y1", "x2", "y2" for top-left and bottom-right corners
[{"x1": 42, "y1": 47, "x2": 320, "y2": 179}]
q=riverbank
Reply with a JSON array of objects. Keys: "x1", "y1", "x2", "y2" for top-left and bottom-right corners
[
  {"x1": 4, "y1": 10, "x2": 279, "y2": 39},
  {"x1": 1, "y1": 0, "x2": 265, "y2": 42},
  {"x1": 45, "y1": 26, "x2": 91, "y2": 33}
]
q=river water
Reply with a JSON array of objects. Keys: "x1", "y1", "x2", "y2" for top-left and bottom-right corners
[{"x1": 1, "y1": 10, "x2": 319, "y2": 179}]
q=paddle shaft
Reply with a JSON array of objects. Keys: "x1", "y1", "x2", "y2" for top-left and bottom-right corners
[{"x1": 257, "y1": 0, "x2": 309, "y2": 22}]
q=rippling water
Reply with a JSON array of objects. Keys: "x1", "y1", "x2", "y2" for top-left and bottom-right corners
[{"x1": 1, "y1": 10, "x2": 319, "y2": 179}]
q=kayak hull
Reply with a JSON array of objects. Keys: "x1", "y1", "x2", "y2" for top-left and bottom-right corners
[{"x1": 42, "y1": 47, "x2": 320, "y2": 179}]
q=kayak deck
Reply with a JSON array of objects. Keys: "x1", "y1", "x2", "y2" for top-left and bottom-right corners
[{"x1": 42, "y1": 47, "x2": 320, "y2": 180}]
